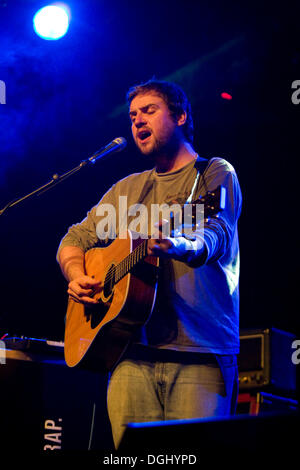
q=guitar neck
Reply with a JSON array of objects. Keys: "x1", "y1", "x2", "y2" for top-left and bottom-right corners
[
  {"x1": 111, "y1": 185, "x2": 226, "y2": 285},
  {"x1": 114, "y1": 238, "x2": 148, "y2": 283}
]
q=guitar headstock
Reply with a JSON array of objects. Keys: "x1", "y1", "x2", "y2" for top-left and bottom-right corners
[
  {"x1": 169, "y1": 185, "x2": 226, "y2": 237},
  {"x1": 192, "y1": 185, "x2": 226, "y2": 218}
]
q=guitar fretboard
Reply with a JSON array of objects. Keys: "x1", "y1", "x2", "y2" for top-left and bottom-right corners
[
  {"x1": 103, "y1": 185, "x2": 225, "y2": 289},
  {"x1": 114, "y1": 238, "x2": 148, "y2": 283}
]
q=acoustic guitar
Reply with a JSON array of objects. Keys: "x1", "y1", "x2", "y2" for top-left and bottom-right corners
[{"x1": 64, "y1": 185, "x2": 225, "y2": 371}]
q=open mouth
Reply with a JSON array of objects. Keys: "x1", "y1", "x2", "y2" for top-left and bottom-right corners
[{"x1": 138, "y1": 130, "x2": 152, "y2": 142}]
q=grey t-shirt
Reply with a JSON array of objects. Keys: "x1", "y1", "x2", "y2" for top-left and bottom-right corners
[{"x1": 58, "y1": 156, "x2": 242, "y2": 354}]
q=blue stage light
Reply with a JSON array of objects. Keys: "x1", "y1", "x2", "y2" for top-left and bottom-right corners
[{"x1": 33, "y1": 4, "x2": 70, "y2": 40}]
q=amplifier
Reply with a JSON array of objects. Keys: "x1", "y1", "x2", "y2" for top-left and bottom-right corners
[
  {"x1": 238, "y1": 328, "x2": 297, "y2": 393},
  {"x1": 238, "y1": 328, "x2": 270, "y2": 389}
]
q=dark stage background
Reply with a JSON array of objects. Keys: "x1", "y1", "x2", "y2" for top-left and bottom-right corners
[{"x1": 0, "y1": 0, "x2": 299, "y2": 342}]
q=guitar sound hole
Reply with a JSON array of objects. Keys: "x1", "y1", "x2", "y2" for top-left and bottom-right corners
[
  {"x1": 85, "y1": 299, "x2": 110, "y2": 329},
  {"x1": 84, "y1": 264, "x2": 115, "y2": 330}
]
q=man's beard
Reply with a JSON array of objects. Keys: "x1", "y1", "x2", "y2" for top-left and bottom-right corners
[{"x1": 138, "y1": 131, "x2": 181, "y2": 160}]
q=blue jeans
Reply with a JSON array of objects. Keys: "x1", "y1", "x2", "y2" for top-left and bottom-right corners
[{"x1": 107, "y1": 344, "x2": 238, "y2": 449}]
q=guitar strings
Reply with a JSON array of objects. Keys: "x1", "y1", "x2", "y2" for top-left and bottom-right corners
[{"x1": 102, "y1": 238, "x2": 148, "y2": 288}]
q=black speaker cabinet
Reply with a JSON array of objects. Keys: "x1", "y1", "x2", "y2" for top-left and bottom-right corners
[{"x1": 0, "y1": 340, "x2": 113, "y2": 452}]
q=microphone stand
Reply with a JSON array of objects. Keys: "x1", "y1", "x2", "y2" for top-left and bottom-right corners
[
  {"x1": 0, "y1": 140, "x2": 124, "y2": 216},
  {"x1": 0, "y1": 161, "x2": 88, "y2": 216}
]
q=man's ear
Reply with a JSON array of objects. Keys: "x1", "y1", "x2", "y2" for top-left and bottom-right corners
[{"x1": 177, "y1": 111, "x2": 187, "y2": 127}]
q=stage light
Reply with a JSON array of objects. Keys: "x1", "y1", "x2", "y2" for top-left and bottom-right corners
[
  {"x1": 33, "y1": 4, "x2": 70, "y2": 40},
  {"x1": 221, "y1": 92, "x2": 232, "y2": 100}
]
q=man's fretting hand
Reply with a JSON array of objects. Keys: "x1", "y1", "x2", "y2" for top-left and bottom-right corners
[{"x1": 147, "y1": 219, "x2": 201, "y2": 261}]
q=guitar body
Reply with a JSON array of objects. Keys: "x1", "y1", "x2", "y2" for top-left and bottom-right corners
[{"x1": 64, "y1": 231, "x2": 159, "y2": 371}]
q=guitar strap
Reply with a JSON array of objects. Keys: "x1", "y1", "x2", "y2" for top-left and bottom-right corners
[
  {"x1": 194, "y1": 156, "x2": 210, "y2": 195},
  {"x1": 185, "y1": 170, "x2": 200, "y2": 204},
  {"x1": 195, "y1": 157, "x2": 209, "y2": 173}
]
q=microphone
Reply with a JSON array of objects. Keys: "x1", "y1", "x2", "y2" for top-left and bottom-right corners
[{"x1": 88, "y1": 137, "x2": 127, "y2": 164}]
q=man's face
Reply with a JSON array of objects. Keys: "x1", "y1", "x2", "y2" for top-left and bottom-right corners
[{"x1": 129, "y1": 92, "x2": 183, "y2": 156}]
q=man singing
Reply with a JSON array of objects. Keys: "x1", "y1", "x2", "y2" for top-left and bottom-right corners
[{"x1": 57, "y1": 79, "x2": 242, "y2": 449}]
